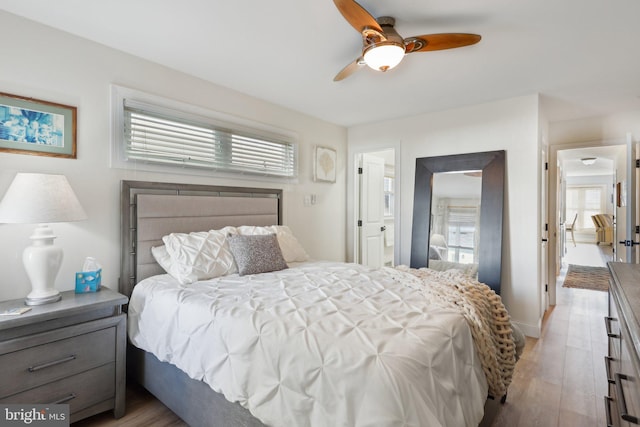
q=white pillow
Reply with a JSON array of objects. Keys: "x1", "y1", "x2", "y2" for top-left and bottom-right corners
[
  {"x1": 270, "y1": 225, "x2": 309, "y2": 263},
  {"x1": 236, "y1": 225, "x2": 272, "y2": 235},
  {"x1": 161, "y1": 227, "x2": 237, "y2": 284},
  {"x1": 236, "y1": 225, "x2": 309, "y2": 263},
  {"x1": 151, "y1": 245, "x2": 183, "y2": 280}
]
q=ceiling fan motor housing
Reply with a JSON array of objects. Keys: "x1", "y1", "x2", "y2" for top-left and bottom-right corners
[{"x1": 362, "y1": 16, "x2": 406, "y2": 71}]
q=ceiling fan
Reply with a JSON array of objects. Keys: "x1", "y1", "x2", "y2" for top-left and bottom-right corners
[{"x1": 333, "y1": 0, "x2": 481, "y2": 81}]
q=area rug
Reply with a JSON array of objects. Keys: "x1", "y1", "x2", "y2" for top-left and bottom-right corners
[{"x1": 563, "y1": 264, "x2": 609, "y2": 291}]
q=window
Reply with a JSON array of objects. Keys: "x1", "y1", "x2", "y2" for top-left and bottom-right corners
[
  {"x1": 566, "y1": 185, "x2": 606, "y2": 231},
  {"x1": 446, "y1": 206, "x2": 478, "y2": 264},
  {"x1": 384, "y1": 176, "x2": 394, "y2": 217},
  {"x1": 111, "y1": 86, "x2": 297, "y2": 179}
]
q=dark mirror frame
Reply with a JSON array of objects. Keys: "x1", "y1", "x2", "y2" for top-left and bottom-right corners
[{"x1": 410, "y1": 150, "x2": 505, "y2": 294}]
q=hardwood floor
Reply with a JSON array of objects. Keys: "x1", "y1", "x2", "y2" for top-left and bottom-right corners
[
  {"x1": 73, "y1": 243, "x2": 612, "y2": 426},
  {"x1": 73, "y1": 382, "x2": 186, "y2": 427},
  {"x1": 490, "y1": 243, "x2": 611, "y2": 427}
]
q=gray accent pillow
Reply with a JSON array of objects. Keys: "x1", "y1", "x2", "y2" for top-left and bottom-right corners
[{"x1": 227, "y1": 233, "x2": 288, "y2": 276}]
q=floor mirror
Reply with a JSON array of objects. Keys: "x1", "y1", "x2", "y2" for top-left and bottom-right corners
[{"x1": 411, "y1": 150, "x2": 505, "y2": 294}]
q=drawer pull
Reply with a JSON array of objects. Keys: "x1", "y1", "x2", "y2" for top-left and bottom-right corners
[
  {"x1": 50, "y1": 393, "x2": 76, "y2": 405},
  {"x1": 605, "y1": 356, "x2": 615, "y2": 384},
  {"x1": 605, "y1": 316, "x2": 620, "y2": 338},
  {"x1": 605, "y1": 396, "x2": 614, "y2": 427},
  {"x1": 615, "y1": 373, "x2": 639, "y2": 424},
  {"x1": 28, "y1": 354, "x2": 76, "y2": 372}
]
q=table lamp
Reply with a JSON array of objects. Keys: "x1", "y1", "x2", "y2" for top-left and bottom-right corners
[{"x1": 0, "y1": 173, "x2": 87, "y2": 305}]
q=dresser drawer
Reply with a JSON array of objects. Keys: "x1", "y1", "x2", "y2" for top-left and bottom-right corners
[
  {"x1": 0, "y1": 327, "x2": 115, "y2": 397},
  {"x1": 2, "y1": 363, "x2": 115, "y2": 415},
  {"x1": 617, "y1": 321, "x2": 640, "y2": 426}
]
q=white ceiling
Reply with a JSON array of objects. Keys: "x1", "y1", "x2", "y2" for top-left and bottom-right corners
[
  {"x1": 433, "y1": 172, "x2": 482, "y2": 199},
  {"x1": 558, "y1": 145, "x2": 624, "y2": 177},
  {"x1": 2, "y1": 0, "x2": 640, "y2": 127}
]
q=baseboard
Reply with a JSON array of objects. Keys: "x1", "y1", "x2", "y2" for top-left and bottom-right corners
[{"x1": 512, "y1": 320, "x2": 540, "y2": 338}]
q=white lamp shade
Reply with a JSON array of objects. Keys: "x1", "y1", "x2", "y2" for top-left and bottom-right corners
[
  {"x1": 0, "y1": 173, "x2": 87, "y2": 224},
  {"x1": 0, "y1": 173, "x2": 87, "y2": 305},
  {"x1": 364, "y1": 44, "x2": 405, "y2": 72}
]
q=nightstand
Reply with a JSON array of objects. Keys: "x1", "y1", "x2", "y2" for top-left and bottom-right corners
[{"x1": 0, "y1": 288, "x2": 128, "y2": 423}]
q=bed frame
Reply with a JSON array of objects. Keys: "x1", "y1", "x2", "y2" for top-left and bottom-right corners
[
  {"x1": 119, "y1": 180, "x2": 499, "y2": 426},
  {"x1": 119, "y1": 180, "x2": 279, "y2": 426}
]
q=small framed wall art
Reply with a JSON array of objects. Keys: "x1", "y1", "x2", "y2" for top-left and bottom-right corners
[
  {"x1": 314, "y1": 146, "x2": 337, "y2": 183},
  {"x1": 0, "y1": 92, "x2": 77, "y2": 158}
]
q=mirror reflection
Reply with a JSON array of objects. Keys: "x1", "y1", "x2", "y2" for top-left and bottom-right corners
[{"x1": 429, "y1": 171, "x2": 482, "y2": 277}]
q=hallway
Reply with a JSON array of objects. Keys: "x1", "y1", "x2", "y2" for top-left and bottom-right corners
[{"x1": 491, "y1": 243, "x2": 610, "y2": 426}]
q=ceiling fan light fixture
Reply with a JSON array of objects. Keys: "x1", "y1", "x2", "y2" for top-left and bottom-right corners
[
  {"x1": 581, "y1": 157, "x2": 597, "y2": 165},
  {"x1": 363, "y1": 43, "x2": 405, "y2": 72}
]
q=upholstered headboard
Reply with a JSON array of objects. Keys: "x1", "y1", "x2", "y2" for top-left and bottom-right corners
[{"x1": 119, "y1": 180, "x2": 282, "y2": 298}]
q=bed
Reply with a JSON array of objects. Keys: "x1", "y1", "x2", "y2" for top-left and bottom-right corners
[{"x1": 119, "y1": 180, "x2": 516, "y2": 427}]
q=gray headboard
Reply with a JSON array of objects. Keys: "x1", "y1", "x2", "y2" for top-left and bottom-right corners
[{"x1": 119, "y1": 180, "x2": 282, "y2": 298}]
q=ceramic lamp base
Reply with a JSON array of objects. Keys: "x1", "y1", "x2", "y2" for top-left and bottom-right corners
[
  {"x1": 23, "y1": 224, "x2": 63, "y2": 306},
  {"x1": 25, "y1": 292, "x2": 62, "y2": 306}
]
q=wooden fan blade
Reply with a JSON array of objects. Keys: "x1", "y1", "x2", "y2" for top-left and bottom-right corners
[
  {"x1": 333, "y1": 0, "x2": 383, "y2": 34},
  {"x1": 334, "y1": 57, "x2": 365, "y2": 81},
  {"x1": 404, "y1": 33, "x2": 481, "y2": 53}
]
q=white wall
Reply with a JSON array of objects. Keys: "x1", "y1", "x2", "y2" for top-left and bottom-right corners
[
  {"x1": 550, "y1": 111, "x2": 640, "y2": 145},
  {"x1": 348, "y1": 95, "x2": 543, "y2": 337},
  {"x1": 0, "y1": 11, "x2": 347, "y2": 301}
]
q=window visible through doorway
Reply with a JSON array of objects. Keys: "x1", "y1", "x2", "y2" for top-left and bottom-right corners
[
  {"x1": 566, "y1": 185, "x2": 606, "y2": 231},
  {"x1": 384, "y1": 176, "x2": 394, "y2": 217}
]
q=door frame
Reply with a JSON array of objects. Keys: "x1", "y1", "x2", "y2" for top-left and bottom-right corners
[
  {"x1": 548, "y1": 138, "x2": 624, "y2": 305},
  {"x1": 347, "y1": 143, "x2": 401, "y2": 264},
  {"x1": 540, "y1": 144, "x2": 549, "y2": 315},
  {"x1": 615, "y1": 133, "x2": 639, "y2": 263}
]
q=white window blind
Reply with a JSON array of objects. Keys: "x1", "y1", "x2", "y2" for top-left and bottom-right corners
[
  {"x1": 446, "y1": 206, "x2": 478, "y2": 264},
  {"x1": 123, "y1": 101, "x2": 297, "y2": 178}
]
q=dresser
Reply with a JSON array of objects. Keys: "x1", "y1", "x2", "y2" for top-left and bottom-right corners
[
  {"x1": 606, "y1": 262, "x2": 640, "y2": 427},
  {"x1": 0, "y1": 288, "x2": 128, "y2": 423}
]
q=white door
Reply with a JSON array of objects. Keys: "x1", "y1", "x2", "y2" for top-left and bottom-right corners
[
  {"x1": 540, "y1": 146, "x2": 549, "y2": 315},
  {"x1": 616, "y1": 134, "x2": 638, "y2": 264},
  {"x1": 359, "y1": 153, "x2": 385, "y2": 268}
]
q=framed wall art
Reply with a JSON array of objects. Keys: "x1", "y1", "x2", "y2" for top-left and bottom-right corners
[
  {"x1": 314, "y1": 146, "x2": 336, "y2": 183},
  {"x1": 0, "y1": 92, "x2": 77, "y2": 158}
]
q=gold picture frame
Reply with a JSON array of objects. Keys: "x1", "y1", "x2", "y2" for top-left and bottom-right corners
[{"x1": 0, "y1": 92, "x2": 77, "y2": 159}]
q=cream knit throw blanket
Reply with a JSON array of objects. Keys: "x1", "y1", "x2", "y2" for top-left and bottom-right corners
[{"x1": 392, "y1": 266, "x2": 516, "y2": 398}]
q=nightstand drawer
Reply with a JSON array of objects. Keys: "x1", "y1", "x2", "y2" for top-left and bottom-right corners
[
  {"x1": 0, "y1": 327, "x2": 115, "y2": 397},
  {"x1": 2, "y1": 363, "x2": 115, "y2": 415}
]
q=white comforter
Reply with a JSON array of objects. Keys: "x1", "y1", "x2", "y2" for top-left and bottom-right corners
[{"x1": 128, "y1": 261, "x2": 487, "y2": 427}]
